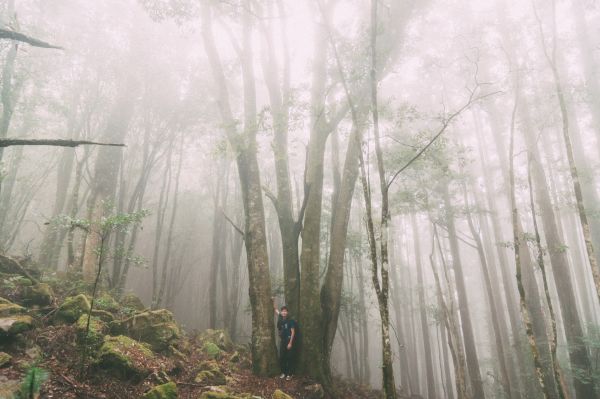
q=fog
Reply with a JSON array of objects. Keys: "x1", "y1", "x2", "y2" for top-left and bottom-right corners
[{"x1": 1, "y1": 0, "x2": 600, "y2": 398}]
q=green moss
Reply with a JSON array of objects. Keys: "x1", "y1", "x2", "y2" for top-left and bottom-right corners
[
  {"x1": 55, "y1": 294, "x2": 90, "y2": 324},
  {"x1": 142, "y1": 382, "x2": 178, "y2": 399},
  {"x1": 0, "y1": 302, "x2": 25, "y2": 317},
  {"x1": 21, "y1": 283, "x2": 54, "y2": 306},
  {"x1": 195, "y1": 369, "x2": 226, "y2": 386},
  {"x1": 199, "y1": 392, "x2": 243, "y2": 399},
  {"x1": 0, "y1": 351, "x2": 11, "y2": 367},
  {"x1": 272, "y1": 390, "x2": 294, "y2": 399},
  {"x1": 203, "y1": 342, "x2": 221, "y2": 359},
  {"x1": 96, "y1": 335, "x2": 154, "y2": 381},
  {"x1": 228, "y1": 351, "x2": 240, "y2": 363},
  {"x1": 0, "y1": 315, "x2": 33, "y2": 335},
  {"x1": 199, "y1": 329, "x2": 233, "y2": 351},
  {"x1": 76, "y1": 314, "x2": 107, "y2": 348},
  {"x1": 198, "y1": 360, "x2": 220, "y2": 372},
  {"x1": 95, "y1": 293, "x2": 120, "y2": 312},
  {"x1": 120, "y1": 293, "x2": 145, "y2": 311},
  {"x1": 114, "y1": 309, "x2": 180, "y2": 352}
]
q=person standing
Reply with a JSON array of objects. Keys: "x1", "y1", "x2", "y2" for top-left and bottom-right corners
[{"x1": 273, "y1": 300, "x2": 297, "y2": 380}]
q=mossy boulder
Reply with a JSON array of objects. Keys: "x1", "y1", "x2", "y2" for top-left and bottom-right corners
[
  {"x1": 95, "y1": 293, "x2": 120, "y2": 312},
  {"x1": 199, "y1": 392, "x2": 244, "y2": 399},
  {"x1": 0, "y1": 315, "x2": 34, "y2": 337},
  {"x1": 142, "y1": 382, "x2": 178, "y2": 399},
  {"x1": 56, "y1": 294, "x2": 90, "y2": 324},
  {"x1": 228, "y1": 351, "x2": 240, "y2": 363},
  {"x1": 113, "y1": 309, "x2": 180, "y2": 352},
  {"x1": 0, "y1": 351, "x2": 11, "y2": 367},
  {"x1": 195, "y1": 369, "x2": 226, "y2": 386},
  {"x1": 199, "y1": 329, "x2": 233, "y2": 351},
  {"x1": 96, "y1": 335, "x2": 155, "y2": 381},
  {"x1": 21, "y1": 283, "x2": 54, "y2": 306},
  {"x1": 120, "y1": 293, "x2": 146, "y2": 311},
  {"x1": 272, "y1": 390, "x2": 294, "y2": 399},
  {"x1": 0, "y1": 299, "x2": 24, "y2": 317},
  {"x1": 203, "y1": 342, "x2": 221, "y2": 359},
  {"x1": 76, "y1": 314, "x2": 107, "y2": 348}
]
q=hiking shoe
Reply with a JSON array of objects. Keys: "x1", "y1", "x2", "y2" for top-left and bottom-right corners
[
  {"x1": 279, "y1": 373, "x2": 286, "y2": 379},
  {"x1": 285, "y1": 375, "x2": 292, "y2": 381}
]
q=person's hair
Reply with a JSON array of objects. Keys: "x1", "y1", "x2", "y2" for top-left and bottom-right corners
[{"x1": 280, "y1": 306, "x2": 288, "y2": 311}]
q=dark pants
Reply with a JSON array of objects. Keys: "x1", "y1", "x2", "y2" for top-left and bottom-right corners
[{"x1": 279, "y1": 338, "x2": 296, "y2": 375}]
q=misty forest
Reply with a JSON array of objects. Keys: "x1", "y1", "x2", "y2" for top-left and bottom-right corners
[{"x1": 0, "y1": 0, "x2": 600, "y2": 398}]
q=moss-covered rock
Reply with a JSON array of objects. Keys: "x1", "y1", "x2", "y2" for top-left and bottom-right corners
[
  {"x1": 95, "y1": 293, "x2": 120, "y2": 312},
  {"x1": 113, "y1": 309, "x2": 180, "y2": 352},
  {"x1": 0, "y1": 315, "x2": 34, "y2": 336},
  {"x1": 272, "y1": 390, "x2": 294, "y2": 399},
  {"x1": 21, "y1": 283, "x2": 54, "y2": 306},
  {"x1": 198, "y1": 329, "x2": 234, "y2": 351},
  {"x1": 228, "y1": 351, "x2": 240, "y2": 363},
  {"x1": 96, "y1": 335, "x2": 155, "y2": 381},
  {"x1": 0, "y1": 351, "x2": 11, "y2": 367},
  {"x1": 91, "y1": 309, "x2": 115, "y2": 323},
  {"x1": 199, "y1": 392, "x2": 243, "y2": 399},
  {"x1": 195, "y1": 369, "x2": 226, "y2": 386},
  {"x1": 203, "y1": 342, "x2": 221, "y2": 360},
  {"x1": 120, "y1": 293, "x2": 146, "y2": 311},
  {"x1": 198, "y1": 360, "x2": 220, "y2": 372},
  {"x1": 76, "y1": 314, "x2": 107, "y2": 348},
  {"x1": 55, "y1": 294, "x2": 90, "y2": 324},
  {"x1": 0, "y1": 300, "x2": 25, "y2": 317},
  {"x1": 142, "y1": 382, "x2": 178, "y2": 399}
]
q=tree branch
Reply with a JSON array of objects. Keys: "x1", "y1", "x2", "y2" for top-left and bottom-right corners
[
  {"x1": 221, "y1": 210, "x2": 244, "y2": 239},
  {"x1": 0, "y1": 28, "x2": 63, "y2": 49},
  {"x1": 387, "y1": 90, "x2": 502, "y2": 189},
  {"x1": 0, "y1": 139, "x2": 125, "y2": 148}
]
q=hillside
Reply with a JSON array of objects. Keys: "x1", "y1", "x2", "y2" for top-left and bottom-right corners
[{"x1": 0, "y1": 255, "x2": 379, "y2": 399}]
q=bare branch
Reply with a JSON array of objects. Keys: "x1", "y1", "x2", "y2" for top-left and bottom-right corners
[
  {"x1": 221, "y1": 209, "x2": 244, "y2": 239},
  {"x1": 0, "y1": 139, "x2": 125, "y2": 148},
  {"x1": 0, "y1": 28, "x2": 63, "y2": 49}
]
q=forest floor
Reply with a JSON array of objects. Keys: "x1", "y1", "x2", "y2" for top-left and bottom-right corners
[{"x1": 0, "y1": 255, "x2": 381, "y2": 399}]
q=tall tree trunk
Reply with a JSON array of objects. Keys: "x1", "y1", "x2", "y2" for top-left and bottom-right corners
[
  {"x1": 461, "y1": 180, "x2": 517, "y2": 398},
  {"x1": 81, "y1": 79, "x2": 135, "y2": 282},
  {"x1": 411, "y1": 213, "x2": 437, "y2": 399},
  {"x1": 201, "y1": 2, "x2": 278, "y2": 375},
  {"x1": 441, "y1": 183, "x2": 485, "y2": 399}
]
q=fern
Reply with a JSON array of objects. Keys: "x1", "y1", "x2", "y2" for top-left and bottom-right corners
[{"x1": 19, "y1": 366, "x2": 49, "y2": 399}]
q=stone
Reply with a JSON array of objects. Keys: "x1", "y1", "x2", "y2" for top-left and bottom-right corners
[
  {"x1": 199, "y1": 392, "x2": 243, "y2": 399},
  {"x1": 0, "y1": 352, "x2": 11, "y2": 367},
  {"x1": 0, "y1": 315, "x2": 33, "y2": 337},
  {"x1": 141, "y1": 382, "x2": 178, "y2": 399},
  {"x1": 95, "y1": 293, "x2": 120, "y2": 312},
  {"x1": 0, "y1": 376, "x2": 19, "y2": 399},
  {"x1": 194, "y1": 369, "x2": 226, "y2": 386},
  {"x1": 203, "y1": 342, "x2": 221, "y2": 360},
  {"x1": 228, "y1": 351, "x2": 240, "y2": 363},
  {"x1": 272, "y1": 390, "x2": 294, "y2": 399},
  {"x1": 120, "y1": 293, "x2": 146, "y2": 311},
  {"x1": 55, "y1": 294, "x2": 90, "y2": 324},
  {"x1": 96, "y1": 335, "x2": 155, "y2": 381},
  {"x1": 198, "y1": 329, "x2": 233, "y2": 351},
  {"x1": 21, "y1": 283, "x2": 54, "y2": 306},
  {"x1": 112, "y1": 309, "x2": 180, "y2": 352},
  {"x1": 304, "y1": 384, "x2": 325, "y2": 399},
  {"x1": 76, "y1": 314, "x2": 107, "y2": 348},
  {"x1": 0, "y1": 300, "x2": 25, "y2": 317}
]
